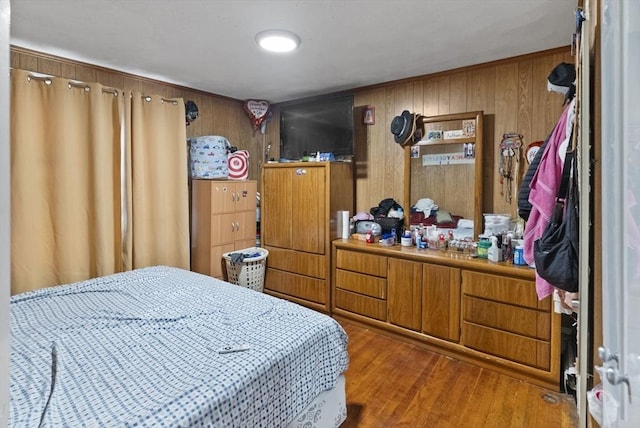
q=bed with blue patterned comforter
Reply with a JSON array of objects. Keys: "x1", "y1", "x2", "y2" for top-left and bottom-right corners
[{"x1": 10, "y1": 266, "x2": 349, "y2": 427}]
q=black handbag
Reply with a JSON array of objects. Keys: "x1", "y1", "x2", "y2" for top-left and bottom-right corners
[
  {"x1": 533, "y1": 150, "x2": 579, "y2": 292},
  {"x1": 375, "y1": 216, "x2": 404, "y2": 240}
]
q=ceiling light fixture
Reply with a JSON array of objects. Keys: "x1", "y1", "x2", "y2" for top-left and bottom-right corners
[{"x1": 256, "y1": 30, "x2": 301, "y2": 53}]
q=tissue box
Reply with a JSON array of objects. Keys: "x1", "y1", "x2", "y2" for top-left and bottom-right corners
[{"x1": 189, "y1": 136, "x2": 229, "y2": 179}]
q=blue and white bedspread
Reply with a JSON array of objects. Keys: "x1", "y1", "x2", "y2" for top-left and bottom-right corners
[{"x1": 10, "y1": 266, "x2": 349, "y2": 427}]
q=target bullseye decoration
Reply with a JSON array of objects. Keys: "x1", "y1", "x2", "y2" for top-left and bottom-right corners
[{"x1": 228, "y1": 150, "x2": 249, "y2": 180}]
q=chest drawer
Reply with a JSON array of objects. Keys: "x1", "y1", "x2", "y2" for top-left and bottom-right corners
[
  {"x1": 336, "y1": 250, "x2": 387, "y2": 277},
  {"x1": 265, "y1": 268, "x2": 325, "y2": 304},
  {"x1": 461, "y1": 270, "x2": 550, "y2": 311},
  {"x1": 335, "y1": 269, "x2": 386, "y2": 299},
  {"x1": 463, "y1": 295, "x2": 550, "y2": 341},
  {"x1": 462, "y1": 322, "x2": 551, "y2": 370},
  {"x1": 267, "y1": 246, "x2": 326, "y2": 279},
  {"x1": 335, "y1": 289, "x2": 387, "y2": 321}
]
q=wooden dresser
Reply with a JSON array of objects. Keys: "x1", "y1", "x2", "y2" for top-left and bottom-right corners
[
  {"x1": 332, "y1": 238, "x2": 560, "y2": 390},
  {"x1": 261, "y1": 162, "x2": 353, "y2": 312},
  {"x1": 190, "y1": 179, "x2": 257, "y2": 279}
]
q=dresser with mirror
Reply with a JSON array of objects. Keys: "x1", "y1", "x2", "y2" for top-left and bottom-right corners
[{"x1": 331, "y1": 111, "x2": 561, "y2": 390}]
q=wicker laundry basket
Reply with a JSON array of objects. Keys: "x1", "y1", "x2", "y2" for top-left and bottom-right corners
[{"x1": 222, "y1": 247, "x2": 269, "y2": 292}]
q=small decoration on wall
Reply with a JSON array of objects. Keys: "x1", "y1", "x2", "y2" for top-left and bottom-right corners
[
  {"x1": 444, "y1": 129, "x2": 465, "y2": 139},
  {"x1": 498, "y1": 133, "x2": 523, "y2": 204},
  {"x1": 462, "y1": 119, "x2": 476, "y2": 137},
  {"x1": 363, "y1": 106, "x2": 375, "y2": 125},
  {"x1": 422, "y1": 152, "x2": 474, "y2": 166},
  {"x1": 426, "y1": 130, "x2": 443, "y2": 141},
  {"x1": 411, "y1": 145, "x2": 420, "y2": 159},
  {"x1": 525, "y1": 141, "x2": 543, "y2": 164},
  {"x1": 244, "y1": 99, "x2": 271, "y2": 131},
  {"x1": 463, "y1": 143, "x2": 476, "y2": 159},
  {"x1": 185, "y1": 100, "x2": 199, "y2": 126}
]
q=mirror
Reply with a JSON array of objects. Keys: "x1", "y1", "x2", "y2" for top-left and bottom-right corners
[{"x1": 403, "y1": 111, "x2": 484, "y2": 240}]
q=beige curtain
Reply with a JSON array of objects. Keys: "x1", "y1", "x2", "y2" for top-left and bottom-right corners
[
  {"x1": 124, "y1": 93, "x2": 189, "y2": 270},
  {"x1": 10, "y1": 69, "x2": 123, "y2": 294}
]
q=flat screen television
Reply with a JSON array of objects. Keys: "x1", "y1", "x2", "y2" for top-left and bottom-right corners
[{"x1": 279, "y1": 95, "x2": 354, "y2": 160}]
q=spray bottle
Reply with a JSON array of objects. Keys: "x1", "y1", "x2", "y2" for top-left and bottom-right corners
[{"x1": 488, "y1": 236, "x2": 502, "y2": 262}]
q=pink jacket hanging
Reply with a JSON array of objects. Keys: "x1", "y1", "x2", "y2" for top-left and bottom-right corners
[{"x1": 523, "y1": 101, "x2": 573, "y2": 300}]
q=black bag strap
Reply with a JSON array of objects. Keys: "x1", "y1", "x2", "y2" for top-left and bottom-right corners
[{"x1": 556, "y1": 149, "x2": 575, "y2": 203}]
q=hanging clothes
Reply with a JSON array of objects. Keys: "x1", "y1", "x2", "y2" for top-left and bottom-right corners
[
  {"x1": 523, "y1": 98, "x2": 576, "y2": 300},
  {"x1": 518, "y1": 132, "x2": 551, "y2": 221}
]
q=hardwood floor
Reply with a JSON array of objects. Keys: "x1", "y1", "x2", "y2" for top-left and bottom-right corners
[{"x1": 338, "y1": 319, "x2": 578, "y2": 428}]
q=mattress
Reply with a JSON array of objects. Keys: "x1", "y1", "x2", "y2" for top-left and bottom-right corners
[{"x1": 9, "y1": 266, "x2": 349, "y2": 427}]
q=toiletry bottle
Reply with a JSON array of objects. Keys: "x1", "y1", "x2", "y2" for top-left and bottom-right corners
[
  {"x1": 414, "y1": 226, "x2": 422, "y2": 246},
  {"x1": 488, "y1": 236, "x2": 502, "y2": 262},
  {"x1": 503, "y1": 232, "x2": 513, "y2": 263},
  {"x1": 365, "y1": 230, "x2": 373, "y2": 243}
]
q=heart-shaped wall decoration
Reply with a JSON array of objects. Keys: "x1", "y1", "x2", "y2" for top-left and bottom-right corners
[{"x1": 244, "y1": 100, "x2": 270, "y2": 131}]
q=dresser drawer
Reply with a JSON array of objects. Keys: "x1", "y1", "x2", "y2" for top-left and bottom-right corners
[
  {"x1": 335, "y1": 288, "x2": 386, "y2": 321},
  {"x1": 266, "y1": 246, "x2": 326, "y2": 279},
  {"x1": 462, "y1": 322, "x2": 551, "y2": 370},
  {"x1": 264, "y1": 268, "x2": 325, "y2": 304},
  {"x1": 461, "y1": 270, "x2": 550, "y2": 311},
  {"x1": 463, "y1": 295, "x2": 551, "y2": 341},
  {"x1": 336, "y1": 269, "x2": 386, "y2": 299},
  {"x1": 336, "y1": 249, "x2": 387, "y2": 277}
]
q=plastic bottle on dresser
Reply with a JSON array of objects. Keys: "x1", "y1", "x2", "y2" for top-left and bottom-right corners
[
  {"x1": 503, "y1": 232, "x2": 513, "y2": 263},
  {"x1": 488, "y1": 236, "x2": 502, "y2": 262},
  {"x1": 365, "y1": 229, "x2": 373, "y2": 243}
]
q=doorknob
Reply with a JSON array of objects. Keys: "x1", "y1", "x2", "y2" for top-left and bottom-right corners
[
  {"x1": 605, "y1": 367, "x2": 632, "y2": 403},
  {"x1": 598, "y1": 346, "x2": 620, "y2": 366}
]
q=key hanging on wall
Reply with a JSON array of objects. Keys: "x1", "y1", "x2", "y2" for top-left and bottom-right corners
[{"x1": 498, "y1": 133, "x2": 523, "y2": 204}]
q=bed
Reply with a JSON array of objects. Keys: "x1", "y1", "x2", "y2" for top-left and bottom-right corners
[{"x1": 9, "y1": 266, "x2": 349, "y2": 427}]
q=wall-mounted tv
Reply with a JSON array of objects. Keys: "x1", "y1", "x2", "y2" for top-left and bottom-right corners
[{"x1": 279, "y1": 95, "x2": 354, "y2": 160}]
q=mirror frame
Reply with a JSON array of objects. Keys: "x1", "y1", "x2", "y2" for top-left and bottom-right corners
[{"x1": 403, "y1": 111, "x2": 484, "y2": 240}]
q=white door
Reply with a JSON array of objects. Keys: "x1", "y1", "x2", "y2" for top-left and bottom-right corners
[
  {"x1": 600, "y1": 0, "x2": 640, "y2": 425},
  {"x1": 0, "y1": 0, "x2": 10, "y2": 424}
]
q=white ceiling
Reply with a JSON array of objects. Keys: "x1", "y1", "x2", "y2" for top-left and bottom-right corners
[{"x1": 10, "y1": 0, "x2": 576, "y2": 103}]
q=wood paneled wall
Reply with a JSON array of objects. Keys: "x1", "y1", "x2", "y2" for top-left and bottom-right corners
[
  {"x1": 348, "y1": 46, "x2": 573, "y2": 217},
  {"x1": 11, "y1": 45, "x2": 572, "y2": 219}
]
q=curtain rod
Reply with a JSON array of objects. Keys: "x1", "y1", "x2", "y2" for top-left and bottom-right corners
[
  {"x1": 141, "y1": 94, "x2": 179, "y2": 106},
  {"x1": 22, "y1": 71, "x2": 120, "y2": 96}
]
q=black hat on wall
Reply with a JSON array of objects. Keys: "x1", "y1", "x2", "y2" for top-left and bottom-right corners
[
  {"x1": 547, "y1": 62, "x2": 576, "y2": 104},
  {"x1": 547, "y1": 62, "x2": 576, "y2": 87},
  {"x1": 390, "y1": 110, "x2": 417, "y2": 145}
]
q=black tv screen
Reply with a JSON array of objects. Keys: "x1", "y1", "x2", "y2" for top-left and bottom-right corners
[{"x1": 279, "y1": 95, "x2": 354, "y2": 160}]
